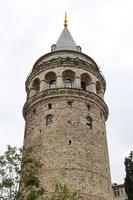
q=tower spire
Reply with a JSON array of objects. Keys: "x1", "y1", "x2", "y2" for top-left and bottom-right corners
[{"x1": 64, "y1": 12, "x2": 68, "y2": 27}]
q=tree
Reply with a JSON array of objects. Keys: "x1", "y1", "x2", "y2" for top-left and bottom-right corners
[
  {"x1": 0, "y1": 145, "x2": 22, "y2": 200},
  {"x1": 124, "y1": 151, "x2": 133, "y2": 200},
  {"x1": 0, "y1": 146, "x2": 79, "y2": 200},
  {"x1": 17, "y1": 147, "x2": 45, "y2": 200}
]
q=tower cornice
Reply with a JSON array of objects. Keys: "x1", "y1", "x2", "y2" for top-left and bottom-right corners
[
  {"x1": 32, "y1": 50, "x2": 99, "y2": 71},
  {"x1": 23, "y1": 88, "x2": 109, "y2": 121},
  {"x1": 26, "y1": 51, "x2": 106, "y2": 92}
]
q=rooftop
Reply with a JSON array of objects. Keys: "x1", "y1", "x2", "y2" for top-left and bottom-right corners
[{"x1": 51, "y1": 13, "x2": 81, "y2": 52}]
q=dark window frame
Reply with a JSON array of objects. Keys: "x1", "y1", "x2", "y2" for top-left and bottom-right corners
[
  {"x1": 46, "y1": 115, "x2": 53, "y2": 127},
  {"x1": 65, "y1": 79, "x2": 72, "y2": 88},
  {"x1": 86, "y1": 117, "x2": 92, "y2": 129}
]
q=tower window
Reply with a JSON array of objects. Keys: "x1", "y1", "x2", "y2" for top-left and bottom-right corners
[
  {"x1": 48, "y1": 103, "x2": 52, "y2": 109},
  {"x1": 45, "y1": 71, "x2": 57, "y2": 89},
  {"x1": 65, "y1": 79, "x2": 72, "y2": 88},
  {"x1": 81, "y1": 81, "x2": 86, "y2": 90},
  {"x1": 46, "y1": 115, "x2": 53, "y2": 127},
  {"x1": 87, "y1": 104, "x2": 90, "y2": 111},
  {"x1": 86, "y1": 117, "x2": 92, "y2": 129},
  {"x1": 32, "y1": 78, "x2": 40, "y2": 92},
  {"x1": 113, "y1": 188, "x2": 120, "y2": 197},
  {"x1": 80, "y1": 73, "x2": 92, "y2": 91},
  {"x1": 68, "y1": 101, "x2": 72, "y2": 107},
  {"x1": 62, "y1": 70, "x2": 75, "y2": 87},
  {"x1": 69, "y1": 140, "x2": 72, "y2": 145},
  {"x1": 50, "y1": 80, "x2": 56, "y2": 89}
]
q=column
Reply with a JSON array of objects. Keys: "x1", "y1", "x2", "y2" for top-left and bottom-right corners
[
  {"x1": 74, "y1": 76, "x2": 81, "y2": 88},
  {"x1": 87, "y1": 82, "x2": 96, "y2": 93},
  {"x1": 40, "y1": 80, "x2": 48, "y2": 92},
  {"x1": 56, "y1": 76, "x2": 63, "y2": 88}
]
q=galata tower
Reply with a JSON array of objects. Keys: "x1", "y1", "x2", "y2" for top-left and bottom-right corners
[{"x1": 23, "y1": 15, "x2": 113, "y2": 200}]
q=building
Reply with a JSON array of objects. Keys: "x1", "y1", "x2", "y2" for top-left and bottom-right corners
[
  {"x1": 23, "y1": 15, "x2": 113, "y2": 200},
  {"x1": 112, "y1": 184, "x2": 127, "y2": 200}
]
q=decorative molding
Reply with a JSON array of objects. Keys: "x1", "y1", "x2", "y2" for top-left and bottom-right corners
[
  {"x1": 23, "y1": 88, "x2": 108, "y2": 121},
  {"x1": 33, "y1": 56, "x2": 99, "y2": 71}
]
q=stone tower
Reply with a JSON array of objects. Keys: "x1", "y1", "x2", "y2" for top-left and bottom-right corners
[{"x1": 23, "y1": 16, "x2": 113, "y2": 200}]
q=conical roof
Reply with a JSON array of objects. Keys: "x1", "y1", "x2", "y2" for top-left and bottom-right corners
[
  {"x1": 51, "y1": 14, "x2": 81, "y2": 52},
  {"x1": 53, "y1": 27, "x2": 80, "y2": 52}
]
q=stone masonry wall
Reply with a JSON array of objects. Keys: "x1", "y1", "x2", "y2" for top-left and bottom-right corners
[
  {"x1": 24, "y1": 95, "x2": 113, "y2": 200},
  {"x1": 23, "y1": 50, "x2": 113, "y2": 200}
]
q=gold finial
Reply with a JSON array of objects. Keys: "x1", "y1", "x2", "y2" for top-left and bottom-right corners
[{"x1": 64, "y1": 12, "x2": 68, "y2": 27}]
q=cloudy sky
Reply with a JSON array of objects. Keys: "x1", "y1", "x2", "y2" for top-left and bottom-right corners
[{"x1": 0, "y1": 0, "x2": 133, "y2": 184}]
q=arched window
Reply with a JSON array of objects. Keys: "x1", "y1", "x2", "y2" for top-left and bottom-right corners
[
  {"x1": 80, "y1": 73, "x2": 92, "y2": 91},
  {"x1": 62, "y1": 70, "x2": 75, "y2": 89},
  {"x1": 32, "y1": 78, "x2": 40, "y2": 91},
  {"x1": 65, "y1": 79, "x2": 72, "y2": 88},
  {"x1": 50, "y1": 80, "x2": 56, "y2": 89},
  {"x1": 46, "y1": 115, "x2": 53, "y2": 127},
  {"x1": 86, "y1": 117, "x2": 92, "y2": 129},
  {"x1": 45, "y1": 72, "x2": 57, "y2": 89}
]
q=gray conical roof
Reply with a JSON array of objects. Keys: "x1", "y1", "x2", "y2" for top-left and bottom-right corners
[{"x1": 51, "y1": 27, "x2": 81, "y2": 52}]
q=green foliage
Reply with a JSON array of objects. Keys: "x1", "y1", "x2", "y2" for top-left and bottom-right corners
[
  {"x1": 45, "y1": 182, "x2": 79, "y2": 200},
  {"x1": 16, "y1": 147, "x2": 45, "y2": 200},
  {"x1": 0, "y1": 145, "x2": 22, "y2": 200},
  {"x1": 124, "y1": 151, "x2": 133, "y2": 200},
  {"x1": 0, "y1": 146, "x2": 79, "y2": 200}
]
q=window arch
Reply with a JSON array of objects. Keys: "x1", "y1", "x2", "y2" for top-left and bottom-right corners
[
  {"x1": 46, "y1": 115, "x2": 53, "y2": 127},
  {"x1": 32, "y1": 78, "x2": 40, "y2": 92},
  {"x1": 80, "y1": 73, "x2": 92, "y2": 90},
  {"x1": 86, "y1": 117, "x2": 92, "y2": 128},
  {"x1": 62, "y1": 70, "x2": 75, "y2": 88},
  {"x1": 45, "y1": 71, "x2": 57, "y2": 89},
  {"x1": 62, "y1": 70, "x2": 75, "y2": 80}
]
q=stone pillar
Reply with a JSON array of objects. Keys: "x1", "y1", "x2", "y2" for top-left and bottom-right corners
[
  {"x1": 87, "y1": 82, "x2": 96, "y2": 93},
  {"x1": 74, "y1": 76, "x2": 81, "y2": 88},
  {"x1": 56, "y1": 76, "x2": 63, "y2": 88},
  {"x1": 29, "y1": 88, "x2": 37, "y2": 98},
  {"x1": 40, "y1": 80, "x2": 48, "y2": 92}
]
